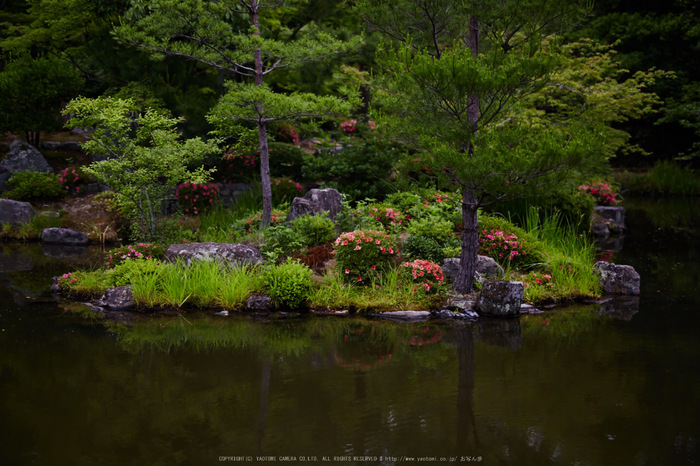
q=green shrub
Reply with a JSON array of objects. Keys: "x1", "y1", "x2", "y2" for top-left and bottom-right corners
[
  {"x1": 302, "y1": 140, "x2": 397, "y2": 202},
  {"x1": 405, "y1": 215, "x2": 454, "y2": 241},
  {"x1": 263, "y1": 258, "x2": 313, "y2": 309},
  {"x1": 333, "y1": 229, "x2": 400, "y2": 284},
  {"x1": 269, "y1": 142, "x2": 306, "y2": 180},
  {"x1": 107, "y1": 257, "x2": 165, "y2": 287},
  {"x1": 402, "y1": 235, "x2": 460, "y2": 264},
  {"x1": 291, "y1": 213, "x2": 337, "y2": 246},
  {"x1": 260, "y1": 224, "x2": 304, "y2": 262},
  {"x1": 2, "y1": 171, "x2": 65, "y2": 201}
]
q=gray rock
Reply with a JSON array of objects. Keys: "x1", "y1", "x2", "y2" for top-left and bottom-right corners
[
  {"x1": 247, "y1": 294, "x2": 273, "y2": 311},
  {"x1": 596, "y1": 296, "x2": 640, "y2": 320},
  {"x1": 163, "y1": 242, "x2": 263, "y2": 267},
  {"x1": 593, "y1": 261, "x2": 640, "y2": 295},
  {"x1": 444, "y1": 291, "x2": 477, "y2": 312},
  {"x1": 594, "y1": 206, "x2": 625, "y2": 229},
  {"x1": 477, "y1": 280, "x2": 524, "y2": 318},
  {"x1": 42, "y1": 244, "x2": 89, "y2": 258},
  {"x1": 0, "y1": 199, "x2": 36, "y2": 225},
  {"x1": 436, "y1": 309, "x2": 479, "y2": 321},
  {"x1": 1, "y1": 140, "x2": 53, "y2": 174},
  {"x1": 98, "y1": 286, "x2": 137, "y2": 312},
  {"x1": 41, "y1": 227, "x2": 89, "y2": 245},
  {"x1": 287, "y1": 188, "x2": 343, "y2": 222},
  {"x1": 443, "y1": 255, "x2": 505, "y2": 284},
  {"x1": 374, "y1": 310, "x2": 431, "y2": 322}
]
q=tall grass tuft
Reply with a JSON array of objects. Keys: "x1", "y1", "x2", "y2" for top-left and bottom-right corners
[
  {"x1": 309, "y1": 267, "x2": 440, "y2": 312},
  {"x1": 519, "y1": 207, "x2": 600, "y2": 302}
]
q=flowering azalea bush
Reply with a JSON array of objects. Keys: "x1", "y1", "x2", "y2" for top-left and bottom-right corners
[
  {"x1": 236, "y1": 209, "x2": 285, "y2": 234},
  {"x1": 57, "y1": 272, "x2": 79, "y2": 290},
  {"x1": 271, "y1": 177, "x2": 304, "y2": 203},
  {"x1": 275, "y1": 124, "x2": 300, "y2": 145},
  {"x1": 339, "y1": 119, "x2": 357, "y2": 135},
  {"x1": 400, "y1": 259, "x2": 445, "y2": 294},
  {"x1": 176, "y1": 182, "x2": 219, "y2": 215},
  {"x1": 578, "y1": 182, "x2": 618, "y2": 205},
  {"x1": 58, "y1": 167, "x2": 85, "y2": 194},
  {"x1": 354, "y1": 202, "x2": 406, "y2": 230},
  {"x1": 333, "y1": 229, "x2": 399, "y2": 284},
  {"x1": 221, "y1": 147, "x2": 257, "y2": 182},
  {"x1": 105, "y1": 242, "x2": 165, "y2": 268},
  {"x1": 521, "y1": 271, "x2": 554, "y2": 289},
  {"x1": 479, "y1": 228, "x2": 533, "y2": 266}
]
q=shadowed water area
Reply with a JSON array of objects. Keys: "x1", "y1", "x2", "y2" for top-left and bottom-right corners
[{"x1": 0, "y1": 197, "x2": 698, "y2": 465}]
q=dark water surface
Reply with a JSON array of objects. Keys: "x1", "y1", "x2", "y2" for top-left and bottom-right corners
[{"x1": 0, "y1": 197, "x2": 698, "y2": 465}]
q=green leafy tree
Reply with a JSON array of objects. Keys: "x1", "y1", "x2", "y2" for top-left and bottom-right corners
[
  {"x1": 515, "y1": 39, "x2": 671, "y2": 166},
  {"x1": 356, "y1": 0, "x2": 602, "y2": 293},
  {"x1": 571, "y1": 0, "x2": 700, "y2": 161},
  {"x1": 0, "y1": 54, "x2": 83, "y2": 146},
  {"x1": 62, "y1": 96, "x2": 218, "y2": 240},
  {"x1": 114, "y1": 0, "x2": 360, "y2": 227}
]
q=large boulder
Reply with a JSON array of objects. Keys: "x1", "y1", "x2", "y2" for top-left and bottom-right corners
[
  {"x1": 287, "y1": 188, "x2": 343, "y2": 222},
  {"x1": 593, "y1": 261, "x2": 641, "y2": 295},
  {"x1": 443, "y1": 256, "x2": 505, "y2": 285},
  {"x1": 477, "y1": 280, "x2": 524, "y2": 318},
  {"x1": 1, "y1": 140, "x2": 53, "y2": 174},
  {"x1": 0, "y1": 199, "x2": 35, "y2": 225},
  {"x1": 41, "y1": 227, "x2": 89, "y2": 245},
  {"x1": 98, "y1": 286, "x2": 137, "y2": 312},
  {"x1": 163, "y1": 242, "x2": 263, "y2": 267}
]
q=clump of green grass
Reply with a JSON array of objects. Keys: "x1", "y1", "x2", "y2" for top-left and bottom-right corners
[
  {"x1": 309, "y1": 267, "x2": 443, "y2": 312},
  {"x1": 512, "y1": 207, "x2": 600, "y2": 303},
  {"x1": 615, "y1": 161, "x2": 700, "y2": 195}
]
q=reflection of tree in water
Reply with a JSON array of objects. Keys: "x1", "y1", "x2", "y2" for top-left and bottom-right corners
[
  {"x1": 256, "y1": 357, "x2": 271, "y2": 454},
  {"x1": 334, "y1": 325, "x2": 395, "y2": 373},
  {"x1": 455, "y1": 324, "x2": 479, "y2": 452}
]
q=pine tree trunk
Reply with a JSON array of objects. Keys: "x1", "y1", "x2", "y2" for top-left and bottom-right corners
[
  {"x1": 454, "y1": 12, "x2": 482, "y2": 294},
  {"x1": 257, "y1": 120, "x2": 273, "y2": 228},
  {"x1": 251, "y1": 0, "x2": 273, "y2": 228},
  {"x1": 455, "y1": 188, "x2": 479, "y2": 294}
]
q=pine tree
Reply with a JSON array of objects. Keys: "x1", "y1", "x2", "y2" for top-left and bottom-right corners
[
  {"x1": 115, "y1": 0, "x2": 360, "y2": 227},
  {"x1": 356, "y1": 0, "x2": 598, "y2": 293}
]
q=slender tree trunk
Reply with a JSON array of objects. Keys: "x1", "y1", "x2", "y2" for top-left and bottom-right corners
[
  {"x1": 456, "y1": 12, "x2": 481, "y2": 293},
  {"x1": 455, "y1": 189, "x2": 479, "y2": 293},
  {"x1": 251, "y1": 0, "x2": 273, "y2": 227}
]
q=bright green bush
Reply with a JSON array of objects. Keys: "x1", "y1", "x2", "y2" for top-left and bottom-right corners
[
  {"x1": 291, "y1": 213, "x2": 336, "y2": 246},
  {"x1": 260, "y1": 224, "x2": 304, "y2": 262},
  {"x1": 402, "y1": 235, "x2": 460, "y2": 264},
  {"x1": 263, "y1": 258, "x2": 313, "y2": 309},
  {"x1": 2, "y1": 171, "x2": 65, "y2": 201},
  {"x1": 107, "y1": 257, "x2": 165, "y2": 287}
]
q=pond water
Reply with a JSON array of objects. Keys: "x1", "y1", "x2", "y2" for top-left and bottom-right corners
[{"x1": 0, "y1": 197, "x2": 698, "y2": 465}]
